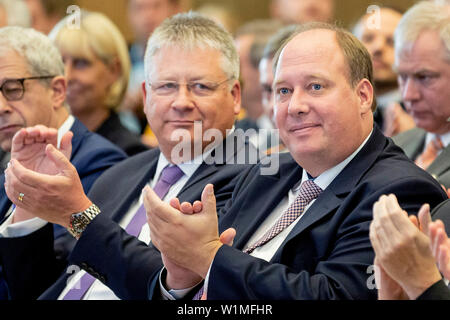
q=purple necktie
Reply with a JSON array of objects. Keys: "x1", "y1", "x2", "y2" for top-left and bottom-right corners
[
  {"x1": 63, "y1": 165, "x2": 184, "y2": 300},
  {"x1": 193, "y1": 180, "x2": 322, "y2": 300}
]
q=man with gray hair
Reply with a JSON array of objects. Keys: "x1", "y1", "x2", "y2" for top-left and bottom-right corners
[
  {"x1": 0, "y1": 26, "x2": 127, "y2": 299},
  {"x1": 392, "y1": 1, "x2": 450, "y2": 191},
  {"x1": 2, "y1": 12, "x2": 256, "y2": 300}
]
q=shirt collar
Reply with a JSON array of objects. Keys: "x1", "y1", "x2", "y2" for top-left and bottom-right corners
[
  {"x1": 57, "y1": 115, "x2": 75, "y2": 148},
  {"x1": 425, "y1": 131, "x2": 450, "y2": 149},
  {"x1": 296, "y1": 129, "x2": 373, "y2": 192}
]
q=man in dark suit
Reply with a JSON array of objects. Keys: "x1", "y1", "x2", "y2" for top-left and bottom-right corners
[
  {"x1": 391, "y1": 1, "x2": 450, "y2": 190},
  {"x1": 0, "y1": 26, "x2": 126, "y2": 299},
  {"x1": 144, "y1": 22, "x2": 447, "y2": 300},
  {"x1": 2, "y1": 13, "x2": 259, "y2": 299}
]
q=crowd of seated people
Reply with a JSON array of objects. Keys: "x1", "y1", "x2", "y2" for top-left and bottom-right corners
[{"x1": 0, "y1": 0, "x2": 449, "y2": 302}]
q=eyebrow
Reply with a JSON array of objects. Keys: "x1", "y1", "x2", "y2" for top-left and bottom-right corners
[{"x1": 273, "y1": 74, "x2": 330, "y2": 88}]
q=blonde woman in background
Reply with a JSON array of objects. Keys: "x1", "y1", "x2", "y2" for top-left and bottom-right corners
[{"x1": 49, "y1": 11, "x2": 148, "y2": 156}]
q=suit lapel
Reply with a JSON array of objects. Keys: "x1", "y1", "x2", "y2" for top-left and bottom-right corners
[
  {"x1": 101, "y1": 150, "x2": 159, "y2": 222},
  {"x1": 68, "y1": 119, "x2": 86, "y2": 161},
  {"x1": 271, "y1": 127, "x2": 388, "y2": 261},
  {"x1": 0, "y1": 174, "x2": 12, "y2": 222},
  {"x1": 231, "y1": 155, "x2": 303, "y2": 250},
  {"x1": 427, "y1": 144, "x2": 450, "y2": 179}
]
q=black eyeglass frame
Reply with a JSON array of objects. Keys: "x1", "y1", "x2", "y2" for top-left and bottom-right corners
[{"x1": 0, "y1": 76, "x2": 56, "y2": 101}]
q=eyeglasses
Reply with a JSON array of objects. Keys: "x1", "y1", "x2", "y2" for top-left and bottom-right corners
[
  {"x1": 0, "y1": 76, "x2": 56, "y2": 101},
  {"x1": 148, "y1": 78, "x2": 232, "y2": 97}
]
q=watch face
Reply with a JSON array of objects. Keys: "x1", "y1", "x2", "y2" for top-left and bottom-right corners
[{"x1": 72, "y1": 214, "x2": 91, "y2": 233}]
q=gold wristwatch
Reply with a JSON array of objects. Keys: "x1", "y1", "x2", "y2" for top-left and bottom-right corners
[{"x1": 68, "y1": 203, "x2": 101, "y2": 239}]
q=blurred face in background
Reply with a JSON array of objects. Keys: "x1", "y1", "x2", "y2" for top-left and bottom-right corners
[
  {"x1": 396, "y1": 30, "x2": 450, "y2": 134},
  {"x1": 271, "y1": 0, "x2": 334, "y2": 24},
  {"x1": 259, "y1": 56, "x2": 275, "y2": 125},
  {"x1": 355, "y1": 8, "x2": 402, "y2": 85},
  {"x1": 235, "y1": 34, "x2": 263, "y2": 120},
  {"x1": 128, "y1": 0, "x2": 179, "y2": 44},
  {"x1": 61, "y1": 49, "x2": 118, "y2": 116}
]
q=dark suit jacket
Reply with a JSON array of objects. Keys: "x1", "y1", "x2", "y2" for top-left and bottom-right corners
[
  {"x1": 393, "y1": 127, "x2": 450, "y2": 188},
  {"x1": 0, "y1": 118, "x2": 127, "y2": 300},
  {"x1": 33, "y1": 133, "x2": 257, "y2": 299},
  {"x1": 96, "y1": 111, "x2": 149, "y2": 156},
  {"x1": 157, "y1": 126, "x2": 446, "y2": 300},
  {"x1": 417, "y1": 280, "x2": 450, "y2": 300}
]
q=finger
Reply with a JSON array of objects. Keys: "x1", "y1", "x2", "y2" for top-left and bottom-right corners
[
  {"x1": 143, "y1": 185, "x2": 172, "y2": 223},
  {"x1": 180, "y1": 202, "x2": 194, "y2": 215},
  {"x1": 438, "y1": 244, "x2": 450, "y2": 278},
  {"x1": 201, "y1": 184, "x2": 216, "y2": 217},
  {"x1": 170, "y1": 198, "x2": 181, "y2": 211},
  {"x1": 10, "y1": 128, "x2": 28, "y2": 152},
  {"x1": 409, "y1": 215, "x2": 419, "y2": 229},
  {"x1": 192, "y1": 201, "x2": 202, "y2": 213},
  {"x1": 418, "y1": 203, "x2": 431, "y2": 235},
  {"x1": 59, "y1": 131, "x2": 73, "y2": 160},
  {"x1": 219, "y1": 228, "x2": 236, "y2": 246}
]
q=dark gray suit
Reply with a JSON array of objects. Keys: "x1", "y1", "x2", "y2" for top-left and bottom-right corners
[{"x1": 393, "y1": 127, "x2": 450, "y2": 188}]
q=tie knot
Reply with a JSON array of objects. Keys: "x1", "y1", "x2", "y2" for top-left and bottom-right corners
[
  {"x1": 299, "y1": 179, "x2": 323, "y2": 203},
  {"x1": 159, "y1": 165, "x2": 184, "y2": 184},
  {"x1": 431, "y1": 136, "x2": 444, "y2": 151}
]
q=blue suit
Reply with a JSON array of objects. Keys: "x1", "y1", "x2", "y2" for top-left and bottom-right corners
[
  {"x1": 199, "y1": 126, "x2": 447, "y2": 299},
  {"x1": 0, "y1": 118, "x2": 127, "y2": 299}
]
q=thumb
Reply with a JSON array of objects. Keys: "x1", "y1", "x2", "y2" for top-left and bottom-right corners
[
  {"x1": 219, "y1": 228, "x2": 236, "y2": 246},
  {"x1": 418, "y1": 203, "x2": 431, "y2": 235},
  {"x1": 143, "y1": 185, "x2": 163, "y2": 218},
  {"x1": 59, "y1": 131, "x2": 73, "y2": 161},
  {"x1": 201, "y1": 184, "x2": 216, "y2": 216},
  {"x1": 45, "y1": 143, "x2": 72, "y2": 172}
]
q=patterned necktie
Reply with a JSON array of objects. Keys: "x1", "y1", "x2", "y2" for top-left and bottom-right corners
[
  {"x1": 193, "y1": 179, "x2": 322, "y2": 300},
  {"x1": 63, "y1": 165, "x2": 184, "y2": 300},
  {"x1": 415, "y1": 136, "x2": 444, "y2": 170},
  {"x1": 243, "y1": 179, "x2": 322, "y2": 254}
]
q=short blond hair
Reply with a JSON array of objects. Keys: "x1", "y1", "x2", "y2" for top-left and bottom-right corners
[
  {"x1": 49, "y1": 11, "x2": 130, "y2": 109},
  {"x1": 144, "y1": 11, "x2": 239, "y2": 84}
]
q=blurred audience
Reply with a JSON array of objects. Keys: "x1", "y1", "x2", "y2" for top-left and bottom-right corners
[
  {"x1": 391, "y1": 1, "x2": 450, "y2": 190},
  {"x1": 24, "y1": 0, "x2": 71, "y2": 34},
  {"x1": 258, "y1": 24, "x2": 299, "y2": 154},
  {"x1": 353, "y1": 6, "x2": 415, "y2": 136},
  {"x1": 270, "y1": 0, "x2": 334, "y2": 24},
  {"x1": 196, "y1": 3, "x2": 236, "y2": 33},
  {"x1": 120, "y1": 0, "x2": 181, "y2": 142},
  {"x1": 234, "y1": 19, "x2": 283, "y2": 148},
  {"x1": 49, "y1": 11, "x2": 148, "y2": 156},
  {"x1": 0, "y1": 0, "x2": 30, "y2": 28}
]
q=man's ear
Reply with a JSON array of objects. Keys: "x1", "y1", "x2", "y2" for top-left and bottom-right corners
[
  {"x1": 50, "y1": 76, "x2": 67, "y2": 110},
  {"x1": 356, "y1": 78, "x2": 374, "y2": 115},
  {"x1": 230, "y1": 80, "x2": 242, "y2": 116}
]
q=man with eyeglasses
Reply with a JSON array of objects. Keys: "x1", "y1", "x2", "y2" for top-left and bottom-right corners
[
  {"x1": 2, "y1": 13, "x2": 257, "y2": 300},
  {"x1": 0, "y1": 26, "x2": 127, "y2": 299}
]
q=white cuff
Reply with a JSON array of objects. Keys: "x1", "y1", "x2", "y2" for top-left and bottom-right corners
[
  {"x1": 158, "y1": 267, "x2": 201, "y2": 300},
  {"x1": 0, "y1": 210, "x2": 48, "y2": 238}
]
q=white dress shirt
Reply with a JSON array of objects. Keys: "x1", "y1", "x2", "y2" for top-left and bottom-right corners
[{"x1": 58, "y1": 151, "x2": 208, "y2": 300}]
